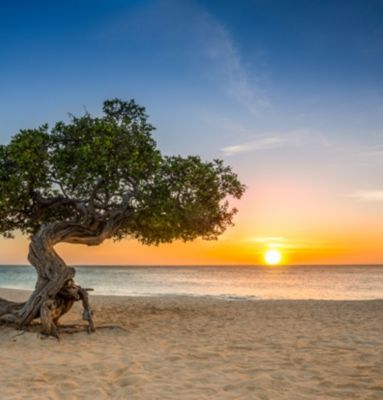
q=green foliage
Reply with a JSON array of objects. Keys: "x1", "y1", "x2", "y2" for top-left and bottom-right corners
[{"x1": 0, "y1": 99, "x2": 245, "y2": 243}]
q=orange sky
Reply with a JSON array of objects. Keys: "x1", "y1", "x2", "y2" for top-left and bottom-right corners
[{"x1": 2, "y1": 180, "x2": 382, "y2": 266}]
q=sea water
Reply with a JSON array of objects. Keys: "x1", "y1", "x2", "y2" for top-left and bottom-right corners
[{"x1": 0, "y1": 265, "x2": 382, "y2": 300}]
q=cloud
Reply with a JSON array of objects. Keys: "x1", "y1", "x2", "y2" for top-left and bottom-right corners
[
  {"x1": 348, "y1": 190, "x2": 383, "y2": 202},
  {"x1": 102, "y1": 0, "x2": 266, "y2": 116},
  {"x1": 248, "y1": 236, "x2": 289, "y2": 244},
  {"x1": 246, "y1": 236, "x2": 288, "y2": 249},
  {"x1": 200, "y1": 13, "x2": 268, "y2": 115},
  {"x1": 361, "y1": 144, "x2": 383, "y2": 158},
  {"x1": 220, "y1": 129, "x2": 330, "y2": 156},
  {"x1": 221, "y1": 136, "x2": 286, "y2": 156},
  {"x1": 246, "y1": 236, "x2": 326, "y2": 249}
]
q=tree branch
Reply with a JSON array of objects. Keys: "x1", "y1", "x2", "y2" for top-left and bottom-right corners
[
  {"x1": 33, "y1": 193, "x2": 87, "y2": 216},
  {"x1": 51, "y1": 179, "x2": 70, "y2": 198},
  {"x1": 88, "y1": 178, "x2": 105, "y2": 213}
]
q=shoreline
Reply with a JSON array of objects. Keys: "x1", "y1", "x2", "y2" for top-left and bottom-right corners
[
  {"x1": 1, "y1": 288, "x2": 383, "y2": 399},
  {"x1": 1, "y1": 287, "x2": 383, "y2": 303},
  {"x1": 2, "y1": 265, "x2": 383, "y2": 301},
  {"x1": 2, "y1": 263, "x2": 383, "y2": 267}
]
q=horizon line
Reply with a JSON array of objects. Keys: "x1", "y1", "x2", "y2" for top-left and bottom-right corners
[{"x1": 1, "y1": 263, "x2": 383, "y2": 268}]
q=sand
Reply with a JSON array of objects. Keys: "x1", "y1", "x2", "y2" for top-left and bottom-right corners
[{"x1": 0, "y1": 288, "x2": 383, "y2": 399}]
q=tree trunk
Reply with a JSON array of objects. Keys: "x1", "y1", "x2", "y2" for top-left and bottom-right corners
[{"x1": 0, "y1": 222, "x2": 97, "y2": 336}]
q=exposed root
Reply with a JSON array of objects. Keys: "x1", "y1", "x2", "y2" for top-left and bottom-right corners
[
  {"x1": 0, "y1": 223, "x2": 103, "y2": 338},
  {"x1": 37, "y1": 279, "x2": 96, "y2": 336},
  {"x1": 0, "y1": 280, "x2": 96, "y2": 338}
]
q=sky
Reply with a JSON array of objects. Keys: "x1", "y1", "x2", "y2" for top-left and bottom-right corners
[{"x1": 1, "y1": 0, "x2": 383, "y2": 265}]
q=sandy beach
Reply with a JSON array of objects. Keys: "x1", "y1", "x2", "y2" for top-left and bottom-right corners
[{"x1": 0, "y1": 288, "x2": 382, "y2": 399}]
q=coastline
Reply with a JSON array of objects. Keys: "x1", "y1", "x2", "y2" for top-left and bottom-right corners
[{"x1": 1, "y1": 288, "x2": 383, "y2": 399}]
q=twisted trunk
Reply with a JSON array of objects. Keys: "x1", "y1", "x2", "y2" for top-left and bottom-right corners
[
  {"x1": 0, "y1": 202, "x2": 128, "y2": 336},
  {"x1": 19, "y1": 225, "x2": 76, "y2": 327},
  {"x1": 0, "y1": 221, "x2": 111, "y2": 336}
]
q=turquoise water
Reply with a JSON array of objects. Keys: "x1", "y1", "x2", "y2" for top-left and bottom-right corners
[{"x1": 0, "y1": 265, "x2": 383, "y2": 300}]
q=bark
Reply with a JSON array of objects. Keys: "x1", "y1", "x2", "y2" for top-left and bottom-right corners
[
  {"x1": 0, "y1": 198, "x2": 129, "y2": 336},
  {"x1": 0, "y1": 221, "x2": 109, "y2": 336}
]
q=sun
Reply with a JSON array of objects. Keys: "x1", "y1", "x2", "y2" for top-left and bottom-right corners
[{"x1": 264, "y1": 249, "x2": 282, "y2": 265}]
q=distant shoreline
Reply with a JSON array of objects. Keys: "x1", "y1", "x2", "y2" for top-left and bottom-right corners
[
  {"x1": 1, "y1": 287, "x2": 383, "y2": 303},
  {"x1": 2, "y1": 265, "x2": 383, "y2": 301},
  {"x1": 1, "y1": 263, "x2": 383, "y2": 268}
]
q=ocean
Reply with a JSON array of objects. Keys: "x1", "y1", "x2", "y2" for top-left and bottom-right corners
[{"x1": 1, "y1": 265, "x2": 383, "y2": 300}]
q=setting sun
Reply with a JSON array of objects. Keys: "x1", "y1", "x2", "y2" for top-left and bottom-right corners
[{"x1": 264, "y1": 249, "x2": 282, "y2": 265}]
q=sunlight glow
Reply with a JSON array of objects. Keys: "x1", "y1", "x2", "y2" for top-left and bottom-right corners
[{"x1": 264, "y1": 249, "x2": 282, "y2": 265}]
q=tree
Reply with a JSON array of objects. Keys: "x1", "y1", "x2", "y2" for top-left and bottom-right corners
[{"x1": 0, "y1": 99, "x2": 245, "y2": 336}]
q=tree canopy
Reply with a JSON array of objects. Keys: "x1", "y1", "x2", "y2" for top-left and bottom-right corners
[
  {"x1": 0, "y1": 98, "x2": 245, "y2": 336},
  {"x1": 0, "y1": 99, "x2": 245, "y2": 245}
]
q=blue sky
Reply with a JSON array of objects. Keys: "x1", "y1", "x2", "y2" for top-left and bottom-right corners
[{"x1": 1, "y1": 0, "x2": 383, "y2": 264}]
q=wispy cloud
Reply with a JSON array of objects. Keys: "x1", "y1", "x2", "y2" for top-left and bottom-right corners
[
  {"x1": 221, "y1": 136, "x2": 286, "y2": 156},
  {"x1": 348, "y1": 190, "x2": 383, "y2": 202},
  {"x1": 246, "y1": 236, "x2": 326, "y2": 249},
  {"x1": 248, "y1": 236, "x2": 288, "y2": 244},
  {"x1": 360, "y1": 144, "x2": 383, "y2": 158},
  {"x1": 220, "y1": 129, "x2": 330, "y2": 156},
  {"x1": 341, "y1": 136, "x2": 383, "y2": 166},
  {"x1": 104, "y1": 1, "x2": 266, "y2": 116},
  {"x1": 200, "y1": 13, "x2": 268, "y2": 115}
]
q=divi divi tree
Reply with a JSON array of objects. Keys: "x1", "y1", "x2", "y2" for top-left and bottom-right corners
[{"x1": 0, "y1": 99, "x2": 245, "y2": 336}]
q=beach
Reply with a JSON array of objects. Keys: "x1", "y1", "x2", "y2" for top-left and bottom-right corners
[{"x1": 1, "y1": 288, "x2": 383, "y2": 399}]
